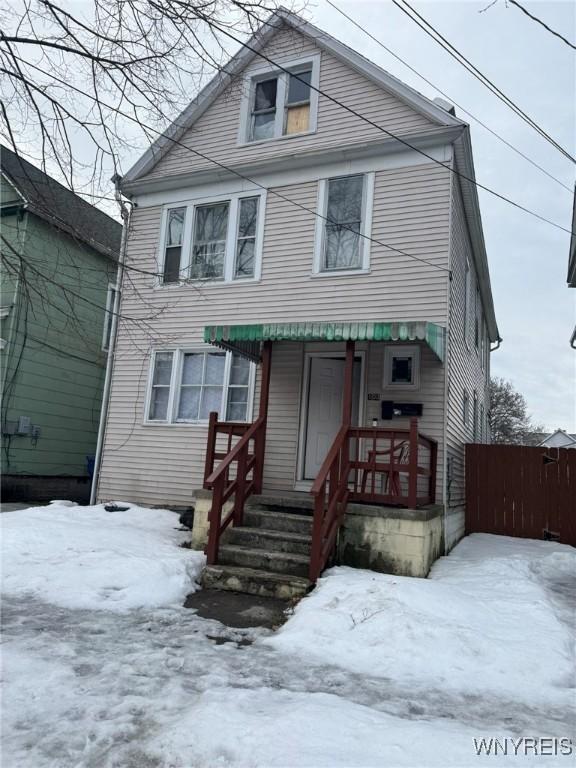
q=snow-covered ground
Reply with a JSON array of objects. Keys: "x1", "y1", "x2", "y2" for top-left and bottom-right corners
[{"x1": 2, "y1": 502, "x2": 575, "y2": 767}]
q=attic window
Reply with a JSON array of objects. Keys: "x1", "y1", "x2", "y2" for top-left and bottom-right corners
[{"x1": 243, "y1": 55, "x2": 319, "y2": 143}]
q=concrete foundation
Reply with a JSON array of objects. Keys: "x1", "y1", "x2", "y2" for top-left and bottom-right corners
[
  {"x1": 191, "y1": 488, "x2": 233, "y2": 551},
  {"x1": 338, "y1": 503, "x2": 444, "y2": 577},
  {"x1": 192, "y1": 489, "x2": 444, "y2": 579}
]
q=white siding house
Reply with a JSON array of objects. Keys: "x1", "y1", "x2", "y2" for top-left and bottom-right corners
[{"x1": 95, "y1": 10, "x2": 499, "y2": 583}]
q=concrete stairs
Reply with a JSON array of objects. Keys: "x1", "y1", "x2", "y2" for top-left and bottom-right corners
[{"x1": 201, "y1": 495, "x2": 315, "y2": 600}]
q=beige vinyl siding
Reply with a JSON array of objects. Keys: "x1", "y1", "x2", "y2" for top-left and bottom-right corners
[
  {"x1": 445, "y1": 175, "x2": 490, "y2": 548},
  {"x1": 98, "y1": 161, "x2": 451, "y2": 505},
  {"x1": 142, "y1": 24, "x2": 435, "y2": 181}
]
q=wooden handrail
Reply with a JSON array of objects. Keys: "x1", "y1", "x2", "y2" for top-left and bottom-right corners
[
  {"x1": 204, "y1": 413, "x2": 267, "y2": 565},
  {"x1": 309, "y1": 418, "x2": 439, "y2": 582},
  {"x1": 205, "y1": 416, "x2": 265, "y2": 487}
]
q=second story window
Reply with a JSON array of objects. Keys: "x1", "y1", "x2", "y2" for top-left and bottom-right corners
[
  {"x1": 314, "y1": 173, "x2": 374, "y2": 274},
  {"x1": 242, "y1": 55, "x2": 319, "y2": 144},
  {"x1": 163, "y1": 207, "x2": 186, "y2": 283},
  {"x1": 191, "y1": 202, "x2": 229, "y2": 280},
  {"x1": 235, "y1": 197, "x2": 259, "y2": 279},
  {"x1": 160, "y1": 192, "x2": 265, "y2": 285}
]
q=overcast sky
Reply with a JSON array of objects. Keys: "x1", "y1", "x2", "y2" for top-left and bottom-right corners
[{"x1": 306, "y1": 0, "x2": 574, "y2": 432}]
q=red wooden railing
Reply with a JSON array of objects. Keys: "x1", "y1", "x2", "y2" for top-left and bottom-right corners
[
  {"x1": 309, "y1": 418, "x2": 437, "y2": 581},
  {"x1": 203, "y1": 412, "x2": 266, "y2": 565}
]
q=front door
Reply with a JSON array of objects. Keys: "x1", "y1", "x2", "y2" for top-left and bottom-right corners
[{"x1": 303, "y1": 356, "x2": 360, "y2": 480}]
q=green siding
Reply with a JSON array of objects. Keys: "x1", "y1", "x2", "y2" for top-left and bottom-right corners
[{"x1": 1, "y1": 211, "x2": 117, "y2": 476}]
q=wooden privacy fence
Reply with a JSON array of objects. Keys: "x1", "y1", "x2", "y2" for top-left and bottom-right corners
[{"x1": 466, "y1": 444, "x2": 576, "y2": 546}]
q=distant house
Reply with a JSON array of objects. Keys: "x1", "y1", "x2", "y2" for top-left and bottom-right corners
[
  {"x1": 537, "y1": 430, "x2": 576, "y2": 450},
  {"x1": 1, "y1": 146, "x2": 121, "y2": 502}
]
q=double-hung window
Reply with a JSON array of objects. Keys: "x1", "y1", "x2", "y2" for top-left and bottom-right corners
[
  {"x1": 162, "y1": 207, "x2": 186, "y2": 284},
  {"x1": 251, "y1": 78, "x2": 278, "y2": 141},
  {"x1": 160, "y1": 192, "x2": 264, "y2": 284},
  {"x1": 235, "y1": 197, "x2": 259, "y2": 279},
  {"x1": 148, "y1": 351, "x2": 174, "y2": 421},
  {"x1": 146, "y1": 349, "x2": 253, "y2": 423},
  {"x1": 243, "y1": 56, "x2": 319, "y2": 143},
  {"x1": 315, "y1": 173, "x2": 373, "y2": 273},
  {"x1": 191, "y1": 202, "x2": 229, "y2": 280}
]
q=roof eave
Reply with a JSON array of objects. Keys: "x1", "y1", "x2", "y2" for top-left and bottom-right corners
[
  {"x1": 121, "y1": 126, "x2": 462, "y2": 197},
  {"x1": 453, "y1": 128, "x2": 500, "y2": 343}
]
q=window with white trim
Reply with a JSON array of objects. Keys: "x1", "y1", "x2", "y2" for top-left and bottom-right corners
[
  {"x1": 160, "y1": 192, "x2": 264, "y2": 285},
  {"x1": 146, "y1": 349, "x2": 254, "y2": 423},
  {"x1": 162, "y1": 207, "x2": 186, "y2": 283},
  {"x1": 383, "y1": 345, "x2": 420, "y2": 389},
  {"x1": 314, "y1": 173, "x2": 373, "y2": 273},
  {"x1": 243, "y1": 57, "x2": 318, "y2": 143},
  {"x1": 102, "y1": 284, "x2": 119, "y2": 351}
]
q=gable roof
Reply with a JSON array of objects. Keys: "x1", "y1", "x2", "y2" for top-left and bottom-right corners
[
  {"x1": 120, "y1": 8, "x2": 498, "y2": 343},
  {"x1": 123, "y1": 8, "x2": 464, "y2": 184},
  {"x1": 537, "y1": 429, "x2": 576, "y2": 447},
  {"x1": 1, "y1": 145, "x2": 121, "y2": 258}
]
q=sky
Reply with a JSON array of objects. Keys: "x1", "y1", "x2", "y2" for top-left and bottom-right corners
[{"x1": 11, "y1": 0, "x2": 574, "y2": 431}]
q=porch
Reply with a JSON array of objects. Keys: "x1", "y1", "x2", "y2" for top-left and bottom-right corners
[{"x1": 196, "y1": 320, "x2": 444, "y2": 592}]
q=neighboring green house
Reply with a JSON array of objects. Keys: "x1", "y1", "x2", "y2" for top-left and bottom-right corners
[{"x1": 1, "y1": 146, "x2": 121, "y2": 501}]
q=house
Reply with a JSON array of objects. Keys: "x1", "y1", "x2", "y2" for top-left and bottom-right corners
[
  {"x1": 94, "y1": 9, "x2": 499, "y2": 596},
  {"x1": 569, "y1": 185, "x2": 575, "y2": 348},
  {"x1": 1, "y1": 146, "x2": 121, "y2": 502},
  {"x1": 537, "y1": 430, "x2": 576, "y2": 449}
]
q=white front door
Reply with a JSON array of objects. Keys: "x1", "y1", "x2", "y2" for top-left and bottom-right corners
[{"x1": 303, "y1": 357, "x2": 361, "y2": 480}]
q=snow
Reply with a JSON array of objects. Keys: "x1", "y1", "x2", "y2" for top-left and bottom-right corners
[
  {"x1": 1, "y1": 501, "x2": 205, "y2": 611},
  {"x1": 2, "y1": 504, "x2": 575, "y2": 768},
  {"x1": 266, "y1": 534, "x2": 576, "y2": 712}
]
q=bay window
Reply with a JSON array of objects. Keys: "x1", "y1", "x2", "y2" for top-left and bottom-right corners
[
  {"x1": 160, "y1": 191, "x2": 264, "y2": 284},
  {"x1": 146, "y1": 349, "x2": 254, "y2": 423}
]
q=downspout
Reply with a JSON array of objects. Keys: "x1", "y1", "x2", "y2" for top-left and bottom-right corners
[
  {"x1": 89, "y1": 175, "x2": 131, "y2": 505},
  {"x1": 442, "y1": 148, "x2": 454, "y2": 555}
]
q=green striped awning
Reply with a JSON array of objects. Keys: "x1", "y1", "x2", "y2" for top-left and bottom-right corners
[{"x1": 204, "y1": 321, "x2": 445, "y2": 362}]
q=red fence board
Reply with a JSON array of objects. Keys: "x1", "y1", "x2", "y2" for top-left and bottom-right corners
[{"x1": 465, "y1": 444, "x2": 576, "y2": 547}]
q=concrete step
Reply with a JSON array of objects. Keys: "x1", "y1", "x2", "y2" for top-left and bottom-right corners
[
  {"x1": 219, "y1": 544, "x2": 310, "y2": 578},
  {"x1": 249, "y1": 493, "x2": 315, "y2": 512},
  {"x1": 226, "y1": 526, "x2": 311, "y2": 556},
  {"x1": 202, "y1": 564, "x2": 311, "y2": 600},
  {"x1": 243, "y1": 507, "x2": 313, "y2": 536}
]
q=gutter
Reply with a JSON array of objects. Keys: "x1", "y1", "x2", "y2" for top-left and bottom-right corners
[{"x1": 89, "y1": 176, "x2": 131, "y2": 505}]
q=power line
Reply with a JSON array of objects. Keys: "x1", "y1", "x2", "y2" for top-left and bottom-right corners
[
  {"x1": 8, "y1": 23, "x2": 576, "y2": 267},
  {"x1": 325, "y1": 0, "x2": 572, "y2": 194},
  {"x1": 11, "y1": 56, "x2": 454, "y2": 274},
  {"x1": 508, "y1": 0, "x2": 576, "y2": 51},
  {"x1": 191, "y1": 9, "x2": 575, "y2": 235},
  {"x1": 392, "y1": 0, "x2": 575, "y2": 164}
]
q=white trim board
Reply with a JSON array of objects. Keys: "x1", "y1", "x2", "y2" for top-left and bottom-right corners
[{"x1": 134, "y1": 143, "x2": 452, "y2": 209}]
